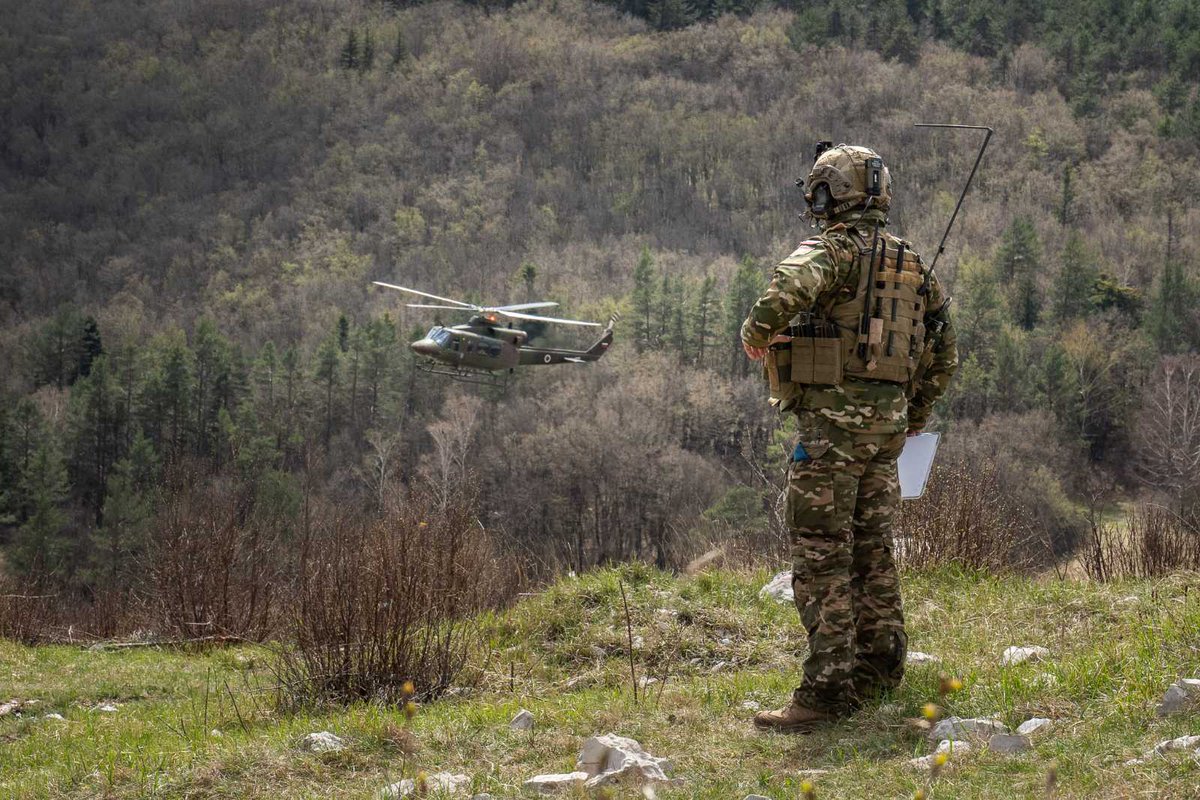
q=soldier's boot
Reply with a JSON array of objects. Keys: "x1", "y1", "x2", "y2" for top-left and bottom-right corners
[{"x1": 752, "y1": 702, "x2": 836, "y2": 734}]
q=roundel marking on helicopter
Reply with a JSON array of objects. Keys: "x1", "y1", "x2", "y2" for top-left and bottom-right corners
[{"x1": 543, "y1": 354, "x2": 552, "y2": 364}]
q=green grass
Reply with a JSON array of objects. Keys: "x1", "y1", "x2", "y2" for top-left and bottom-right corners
[{"x1": 3, "y1": 565, "x2": 1200, "y2": 798}]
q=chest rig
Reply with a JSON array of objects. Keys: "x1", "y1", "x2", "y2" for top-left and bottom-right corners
[{"x1": 767, "y1": 225, "x2": 930, "y2": 394}]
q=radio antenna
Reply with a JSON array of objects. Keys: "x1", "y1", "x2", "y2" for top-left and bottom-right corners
[{"x1": 914, "y1": 123, "x2": 993, "y2": 272}]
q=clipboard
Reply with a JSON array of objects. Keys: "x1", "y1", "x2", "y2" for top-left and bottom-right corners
[{"x1": 898, "y1": 432, "x2": 940, "y2": 500}]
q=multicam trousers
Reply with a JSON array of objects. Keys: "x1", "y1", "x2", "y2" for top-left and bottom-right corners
[{"x1": 787, "y1": 410, "x2": 907, "y2": 715}]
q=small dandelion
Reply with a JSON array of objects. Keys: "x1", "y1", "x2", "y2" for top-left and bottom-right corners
[
  {"x1": 404, "y1": 700, "x2": 419, "y2": 720},
  {"x1": 922, "y1": 702, "x2": 941, "y2": 721},
  {"x1": 913, "y1": 790, "x2": 927, "y2": 800},
  {"x1": 934, "y1": 752, "x2": 949, "y2": 767},
  {"x1": 416, "y1": 770, "x2": 428, "y2": 791},
  {"x1": 418, "y1": 521, "x2": 428, "y2": 528},
  {"x1": 401, "y1": 680, "x2": 416, "y2": 698},
  {"x1": 800, "y1": 779, "x2": 816, "y2": 799},
  {"x1": 938, "y1": 673, "x2": 964, "y2": 697},
  {"x1": 949, "y1": 677, "x2": 963, "y2": 692}
]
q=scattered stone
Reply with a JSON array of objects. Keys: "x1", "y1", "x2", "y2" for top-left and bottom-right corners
[
  {"x1": 210, "y1": 729, "x2": 223, "y2": 738},
  {"x1": 797, "y1": 769, "x2": 829, "y2": 777},
  {"x1": 655, "y1": 608, "x2": 676, "y2": 619},
  {"x1": 522, "y1": 772, "x2": 589, "y2": 794},
  {"x1": 987, "y1": 733, "x2": 1031, "y2": 754},
  {"x1": 631, "y1": 635, "x2": 645, "y2": 650},
  {"x1": 43, "y1": 713, "x2": 65, "y2": 721},
  {"x1": 589, "y1": 645, "x2": 607, "y2": 659},
  {"x1": 472, "y1": 795, "x2": 494, "y2": 800},
  {"x1": 383, "y1": 772, "x2": 472, "y2": 798},
  {"x1": 637, "y1": 676, "x2": 659, "y2": 689},
  {"x1": 909, "y1": 739, "x2": 973, "y2": 769},
  {"x1": 300, "y1": 731, "x2": 346, "y2": 753},
  {"x1": 740, "y1": 700, "x2": 761, "y2": 711},
  {"x1": 577, "y1": 733, "x2": 672, "y2": 788},
  {"x1": 709, "y1": 660, "x2": 729, "y2": 674},
  {"x1": 1157, "y1": 679, "x2": 1200, "y2": 717},
  {"x1": 758, "y1": 571, "x2": 794, "y2": 604},
  {"x1": 929, "y1": 716, "x2": 1009, "y2": 743},
  {"x1": 94, "y1": 703, "x2": 119, "y2": 713},
  {"x1": 719, "y1": 637, "x2": 733, "y2": 647},
  {"x1": 0, "y1": 700, "x2": 21, "y2": 717},
  {"x1": 906, "y1": 651, "x2": 941, "y2": 666},
  {"x1": 1002, "y1": 645, "x2": 1050, "y2": 666},
  {"x1": 510, "y1": 709, "x2": 535, "y2": 731},
  {"x1": 1016, "y1": 717, "x2": 1053, "y2": 736},
  {"x1": 743, "y1": 795, "x2": 772, "y2": 800},
  {"x1": 1152, "y1": 734, "x2": 1200, "y2": 756},
  {"x1": 1115, "y1": 595, "x2": 1140, "y2": 605},
  {"x1": 564, "y1": 676, "x2": 586, "y2": 690}
]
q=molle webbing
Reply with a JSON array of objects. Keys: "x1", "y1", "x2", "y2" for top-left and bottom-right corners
[{"x1": 829, "y1": 231, "x2": 928, "y2": 384}]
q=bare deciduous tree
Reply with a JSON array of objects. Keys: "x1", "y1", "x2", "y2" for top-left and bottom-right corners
[{"x1": 1135, "y1": 355, "x2": 1200, "y2": 503}]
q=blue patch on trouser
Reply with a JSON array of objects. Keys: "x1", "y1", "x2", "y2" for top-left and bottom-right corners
[{"x1": 793, "y1": 442, "x2": 810, "y2": 462}]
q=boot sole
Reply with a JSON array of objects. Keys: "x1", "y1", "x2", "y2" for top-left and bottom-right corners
[{"x1": 752, "y1": 718, "x2": 832, "y2": 734}]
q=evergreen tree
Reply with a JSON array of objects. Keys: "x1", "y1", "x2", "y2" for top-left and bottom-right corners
[
  {"x1": 667, "y1": 275, "x2": 687, "y2": 361},
  {"x1": 340, "y1": 30, "x2": 360, "y2": 70},
  {"x1": 992, "y1": 325, "x2": 1030, "y2": 412},
  {"x1": 78, "y1": 316, "x2": 103, "y2": 378},
  {"x1": 1051, "y1": 231, "x2": 1098, "y2": 323},
  {"x1": 191, "y1": 319, "x2": 231, "y2": 457},
  {"x1": 1058, "y1": 165, "x2": 1075, "y2": 226},
  {"x1": 361, "y1": 30, "x2": 376, "y2": 72},
  {"x1": 12, "y1": 436, "x2": 70, "y2": 577},
  {"x1": 28, "y1": 305, "x2": 84, "y2": 389},
  {"x1": 724, "y1": 255, "x2": 764, "y2": 378},
  {"x1": 996, "y1": 218, "x2": 1042, "y2": 330},
  {"x1": 337, "y1": 314, "x2": 350, "y2": 353},
  {"x1": 693, "y1": 275, "x2": 716, "y2": 368},
  {"x1": 954, "y1": 255, "x2": 1003, "y2": 366},
  {"x1": 631, "y1": 247, "x2": 657, "y2": 353},
  {"x1": 391, "y1": 28, "x2": 409, "y2": 69},
  {"x1": 315, "y1": 334, "x2": 341, "y2": 447},
  {"x1": 91, "y1": 456, "x2": 150, "y2": 591},
  {"x1": 67, "y1": 354, "x2": 124, "y2": 524},
  {"x1": 647, "y1": 0, "x2": 696, "y2": 31},
  {"x1": 1147, "y1": 211, "x2": 1195, "y2": 353}
]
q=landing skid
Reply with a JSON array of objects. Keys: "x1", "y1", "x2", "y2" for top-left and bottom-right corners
[{"x1": 416, "y1": 360, "x2": 510, "y2": 386}]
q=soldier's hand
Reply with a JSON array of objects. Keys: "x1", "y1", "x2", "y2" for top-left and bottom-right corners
[{"x1": 743, "y1": 341, "x2": 769, "y2": 361}]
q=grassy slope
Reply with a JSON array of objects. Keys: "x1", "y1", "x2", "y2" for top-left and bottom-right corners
[{"x1": 3, "y1": 565, "x2": 1200, "y2": 799}]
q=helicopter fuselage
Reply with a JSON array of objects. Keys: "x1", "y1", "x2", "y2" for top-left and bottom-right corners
[{"x1": 410, "y1": 317, "x2": 613, "y2": 373}]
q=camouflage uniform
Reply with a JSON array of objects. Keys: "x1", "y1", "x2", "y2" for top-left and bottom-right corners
[{"x1": 742, "y1": 206, "x2": 958, "y2": 716}]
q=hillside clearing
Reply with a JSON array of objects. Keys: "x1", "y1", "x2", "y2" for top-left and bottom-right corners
[{"x1": 3, "y1": 566, "x2": 1199, "y2": 798}]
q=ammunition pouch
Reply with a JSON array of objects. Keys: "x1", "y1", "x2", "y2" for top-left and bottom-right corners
[{"x1": 766, "y1": 228, "x2": 930, "y2": 400}]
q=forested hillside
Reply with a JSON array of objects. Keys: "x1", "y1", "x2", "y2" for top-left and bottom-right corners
[{"x1": 1, "y1": 0, "x2": 1198, "y2": 615}]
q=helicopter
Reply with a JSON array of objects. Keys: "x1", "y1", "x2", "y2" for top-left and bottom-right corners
[{"x1": 373, "y1": 281, "x2": 617, "y2": 384}]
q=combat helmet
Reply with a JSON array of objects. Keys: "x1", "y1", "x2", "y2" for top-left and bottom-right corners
[{"x1": 803, "y1": 143, "x2": 891, "y2": 219}]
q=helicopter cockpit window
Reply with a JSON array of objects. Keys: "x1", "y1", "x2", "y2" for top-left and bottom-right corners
[{"x1": 430, "y1": 329, "x2": 451, "y2": 346}]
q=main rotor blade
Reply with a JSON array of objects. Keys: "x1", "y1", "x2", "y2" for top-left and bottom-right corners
[
  {"x1": 406, "y1": 304, "x2": 474, "y2": 311},
  {"x1": 499, "y1": 310, "x2": 601, "y2": 327},
  {"x1": 492, "y1": 301, "x2": 560, "y2": 312},
  {"x1": 373, "y1": 282, "x2": 478, "y2": 309}
]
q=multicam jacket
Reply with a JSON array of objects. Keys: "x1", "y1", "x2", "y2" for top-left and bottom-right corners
[{"x1": 741, "y1": 209, "x2": 959, "y2": 434}]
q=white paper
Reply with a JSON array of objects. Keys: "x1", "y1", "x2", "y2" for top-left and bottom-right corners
[{"x1": 898, "y1": 432, "x2": 940, "y2": 500}]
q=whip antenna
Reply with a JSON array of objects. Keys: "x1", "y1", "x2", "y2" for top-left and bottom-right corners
[{"x1": 915, "y1": 123, "x2": 993, "y2": 272}]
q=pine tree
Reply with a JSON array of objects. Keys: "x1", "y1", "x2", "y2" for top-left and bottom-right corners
[
  {"x1": 337, "y1": 314, "x2": 350, "y2": 353},
  {"x1": 631, "y1": 247, "x2": 657, "y2": 353},
  {"x1": 12, "y1": 436, "x2": 70, "y2": 577},
  {"x1": 1058, "y1": 165, "x2": 1075, "y2": 226},
  {"x1": 996, "y1": 218, "x2": 1042, "y2": 330},
  {"x1": 91, "y1": 456, "x2": 150, "y2": 591},
  {"x1": 339, "y1": 30, "x2": 360, "y2": 70},
  {"x1": 315, "y1": 335, "x2": 341, "y2": 447},
  {"x1": 79, "y1": 316, "x2": 103, "y2": 378},
  {"x1": 360, "y1": 30, "x2": 375, "y2": 72},
  {"x1": 1051, "y1": 231, "x2": 1098, "y2": 323},
  {"x1": 67, "y1": 354, "x2": 124, "y2": 524},
  {"x1": 667, "y1": 276, "x2": 687, "y2": 361},
  {"x1": 1148, "y1": 210, "x2": 1195, "y2": 353},
  {"x1": 693, "y1": 275, "x2": 716, "y2": 368},
  {"x1": 724, "y1": 255, "x2": 765, "y2": 378},
  {"x1": 391, "y1": 28, "x2": 409, "y2": 69}
]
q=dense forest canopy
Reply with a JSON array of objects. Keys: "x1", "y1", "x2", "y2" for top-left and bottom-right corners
[{"x1": 0, "y1": 0, "x2": 1198, "y2": 600}]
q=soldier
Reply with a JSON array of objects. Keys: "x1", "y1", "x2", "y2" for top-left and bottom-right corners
[{"x1": 741, "y1": 143, "x2": 958, "y2": 732}]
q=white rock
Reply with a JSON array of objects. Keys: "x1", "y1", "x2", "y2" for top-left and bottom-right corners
[
  {"x1": 43, "y1": 713, "x2": 65, "y2": 721},
  {"x1": 719, "y1": 637, "x2": 733, "y2": 647},
  {"x1": 577, "y1": 733, "x2": 672, "y2": 787},
  {"x1": 740, "y1": 700, "x2": 761, "y2": 711},
  {"x1": 638, "y1": 676, "x2": 659, "y2": 689},
  {"x1": 210, "y1": 729, "x2": 223, "y2": 738},
  {"x1": 631, "y1": 635, "x2": 645, "y2": 649},
  {"x1": 510, "y1": 709, "x2": 535, "y2": 731},
  {"x1": 1002, "y1": 646, "x2": 1050, "y2": 666},
  {"x1": 710, "y1": 660, "x2": 729, "y2": 673},
  {"x1": 383, "y1": 773, "x2": 471, "y2": 798},
  {"x1": 908, "y1": 739, "x2": 973, "y2": 769},
  {"x1": 522, "y1": 772, "x2": 589, "y2": 794},
  {"x1": 94, "y1": 703, "x2": 119, "y2": 713},
  {"x1": 758, "y1": 571, "x2": 794, "y2": 604},
  {"x1": 987, "y1": 733, "x2": 1031, "y2": 754},
  {"x1": 300, "y1": 731, "x2": 345, "y2": 753},
  {"x1": 0, "y1": 700, "x2": 21, "y2": 717},
  {"x1": 1152, "y1": 735, "x2": 1200, "y2": 756},
  {"x1": 1016, "y1": 717, "x2": 1053, "y2": 736},
  {"x1": 744, "y1": 796, "x2": 772, "y2": 800},
  {"x1": 906, "y1": 651, "x2": 941, "y2": 666},
  {"x1": 929, "y1": 716, "x2": 1009, "y2": 743}
]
